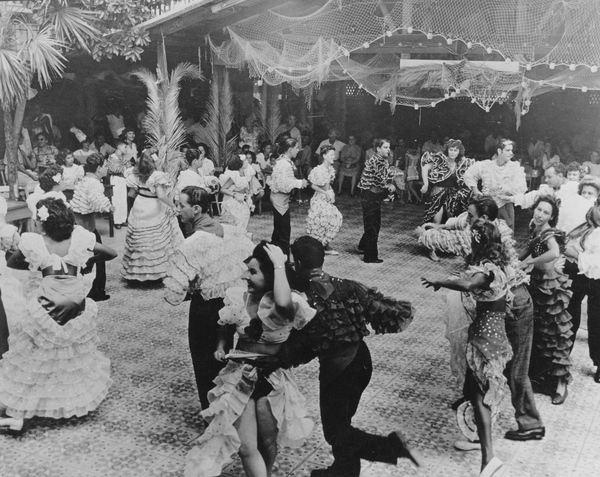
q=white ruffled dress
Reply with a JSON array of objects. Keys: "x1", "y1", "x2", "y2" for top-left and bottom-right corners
[
  {"x1": 185, "y1": 287, "x2": 316, "y2": 477},
  {"x1": 122, "y1": 170, "x2": 184, "y2": 281},
  {"x1": 219, "y1": 169, "x2": 252, "y2": 231},
  {"x1": 306, "y1": 164, "x2": 343, "y2": 246},
  {"x1": 0, "y1": 224, "x2": 26, "y2": 335},
  {"x1": 0, "y1": 227, "x2": 112, "y2": 419}
]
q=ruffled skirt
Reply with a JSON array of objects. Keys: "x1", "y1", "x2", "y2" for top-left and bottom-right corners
[
  {"x1": 416, "y1": 226, "x2": 471, "y2": 256},
  {"x1": 0, "y1": 288, "x2": 111, "y2": 419},
  {"x1": 220, "y1": 196, "x2": 251, "y2": 231},
  {"x1": 465, "y1": 310, "x2": 513, "y2": 409},
  {"x1": 306, "y1": 195, "x2": 343, "y2": 246},
  {"x1": 443, "y1": 290, "x2": 475, "y2": 387},
  {"x1": 423, "y1": 185, "x2": 471, "y2": 224},
  {"x1": 185, "y1": 361, "x2": 313, "y2": 477},
  {"x1": 528, "y1": 267, "x2": 573, "y2": 383},
  {"x1": 122, "y1": 196, "x2": 184, "y2": 281}
]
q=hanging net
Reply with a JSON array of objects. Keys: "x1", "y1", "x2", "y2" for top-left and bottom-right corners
[{"x1": 208, "y1": 0, "x2": 600, "y2": 113}]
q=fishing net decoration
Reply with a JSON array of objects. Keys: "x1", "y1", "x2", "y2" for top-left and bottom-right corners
[{"x1": 208, "y1": 0, "x2": 600, "y2": 115}]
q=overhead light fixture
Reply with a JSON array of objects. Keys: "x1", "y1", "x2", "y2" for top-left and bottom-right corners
[{"x1": 211, "y1": 0, "x2": 247, "y2": 13}]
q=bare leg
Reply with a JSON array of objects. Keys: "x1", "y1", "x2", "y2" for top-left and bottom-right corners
[
  {"x1": 472, "y1": 390, "x2": 494, "y2": 472},
  {"x1": 256, "y1": 397, "x2": 279, "y2": 477},
  {"x1": 234, "y1": 399, "x2": 268, "y2": 477},
  {"x1": 337, "y1": 175, "x2": 344, "y2": 194},
  {"x1": 350, "y1": 175, "x2": 357, "y2": 195},
  {"x1": 432, "y1": 207, "x2": 444, "y2": 224}
]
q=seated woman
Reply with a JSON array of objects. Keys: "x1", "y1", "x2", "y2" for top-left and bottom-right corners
[
  {"x1": 55, "y1": 149, "x2": 84, "y2": 199},
  {"x1": 26, "y1": 165, "x2": 69, "y2": 216},
  {"x1": 185, "y1": 242, "x2": 315, "y2": 477},
  {"x1": 219, "y1": 156, "x2": 252, "y2": 231}
]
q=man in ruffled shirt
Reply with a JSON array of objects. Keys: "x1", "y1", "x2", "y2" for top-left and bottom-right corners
[
  {"x1": 500, "y1": 162, "x2": 591, "y2": 234},
  {"x1": 164, "y1": 186, "x2": 254, "y2": 410},
  {"x1": 357, "y1": 138, "x2": 395, "y2": 263},
  {"x1": 71, "y1": 153, "x2": 114, "y2": 301},
  {"x1": 257, "y1": 236, "x2": 419, "y2": 477},
  {"x1": 463, "y1": 138, "x2": 527, "y2": 231}
]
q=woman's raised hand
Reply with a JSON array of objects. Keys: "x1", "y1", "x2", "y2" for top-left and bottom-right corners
[
  {"x1": 264, "y1": 243, "x2": 287, "y2": 268},
  {"x1": 421, "y1": 277, "x2": 441, "y2": 291}
]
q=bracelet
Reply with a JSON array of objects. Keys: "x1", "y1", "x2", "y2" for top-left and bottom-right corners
[{"x1": 274, "y1": 265, "x2": 285, "y2": 270}]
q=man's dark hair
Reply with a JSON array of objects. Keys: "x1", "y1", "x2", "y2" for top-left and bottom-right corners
[
  {"x1": 468, "y1": 195, "x2": 499, "y2": 221},
  {"x1": 291, "y1": 236, "x2": 325, "y2": 269},
  {"x1": 181, "y1": 186, "x2": 211, "y2": 213},
  {"x1": 547, "y1": 162, "x2": 566, "y2": 177}
]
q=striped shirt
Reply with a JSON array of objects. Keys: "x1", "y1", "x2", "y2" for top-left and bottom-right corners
[
  {"x1": 358, "y1": 153, "x2": 394, "y2": 190},
  {"x1": 71, "y1": 175, "x2": 111, "y2": 215}
]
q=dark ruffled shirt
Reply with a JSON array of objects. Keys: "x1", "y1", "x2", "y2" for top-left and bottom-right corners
[
  {"x1": 358, "y1": 154, "x2": 394, "y2": 190},
  {"x1": 529, "y1": 227, "x2": 566, "y2": 258},
  {"x1": 279, "y1": 271, "x2": 415, "y2": 384}
]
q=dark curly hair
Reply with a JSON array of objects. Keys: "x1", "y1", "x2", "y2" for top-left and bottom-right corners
[
  {"x1": 319, "y1": 144, "x2": 336, "y2": 157},
  {"x1": 36, "y1": 198, "x2": 74, "y2": 242},
  {"x1": 531, "y1": 195, "x2": 559, "y2": 228},
  {"x1": 55, "y1": 149, "x2": 73, "y2": 166},
  {"x1": 467, "y1": 219, "x2": 506, "y2": 267},
  {"x1": 38, "y1": 164, "x2": 64, "y2": 192},
  {"x1": 444, "y1": 139, "x2": 465, "y2": 158},
  {"x1": 227, "y1": 156, "x2": 244, "y2": 171},
  {"x1": 180, "y1": 186, "x2": 211, "y2": 214},
  {"x1": 185, "y1": 149, "x2": 200, "y2": 166}
]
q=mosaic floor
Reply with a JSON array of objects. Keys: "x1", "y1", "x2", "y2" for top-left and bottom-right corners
[{"x1": 1, "y1": 194, "x2": 599, "y2": 477}]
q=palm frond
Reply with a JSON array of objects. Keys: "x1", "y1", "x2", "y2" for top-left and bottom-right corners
[
  {"x1": 20, "y1": 22, "x2": 66, "y2": 89},
  {"x1": 132, "y1": 68, "x2": 161, "y2": 146},
  {"x1": 218, "y1": 68, "x2": 234, "y2": 165},
  {"x1": 0, "y1": 48, "x2": 29, "y2": 110},
  {"x1": 39, "y1": 5, "x2": 100, "y2": 53},
  {"x1": 265, "y1": 87, "x2": 284, "y2": 144},
  {"x1": 203, "y1": 77, "x2": 220, "y2": 165}
]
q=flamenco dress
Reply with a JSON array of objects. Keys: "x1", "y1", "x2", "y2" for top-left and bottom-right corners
[
  {"x1": 122, "y1": 170, "x2": 184, "y2": 281},
  {"x1": 421, "y1": 152, "x2": 474, "y2": 224},
  {"x1": 462, "y1": 261, "x2": 513, "y2": 411},
  {"x1": 527, "y1": 228, "x2": 573, "y2": 384},
  {"x1": 306, "y1": 164, "x2": 343, "y2": 246},
  {"x1": 219, "y1": 169, "x2": 251, "y2": 231},
  {"x1": 0, "y1": 226, "x2": 112, "y2": 419},
  {"x1": 184, "y1": 288, "x2": 316, "y2": 477}
]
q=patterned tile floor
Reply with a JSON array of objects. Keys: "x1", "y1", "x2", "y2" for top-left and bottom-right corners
[{"x1": 1, "y1": 194, "x2": 599, "y2": 477}]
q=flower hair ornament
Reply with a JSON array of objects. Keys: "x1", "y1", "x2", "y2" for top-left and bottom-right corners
[
  {"x1": 37, "y1": 205, "x2": 50, "y2": 222},
  {"x1": 471, "y1": 228, "x2": 482, "y2": 244},
  {"x1": 52, "y1": 173, "x2": 62, "y2": 184}
]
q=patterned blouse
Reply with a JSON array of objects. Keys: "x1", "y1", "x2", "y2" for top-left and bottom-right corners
[
  {"x1": 270, "y1": 156, "x2": 303, "y2": 194},
  {"x1": 357, "y1": 153, "x2": 394, "y2": 190},
  {"x1": 421, "y1": 152, "x2": 474, "y2": 186},
  {"x1": 529, "y1": 228, "x2": 566, "y2": 258}
]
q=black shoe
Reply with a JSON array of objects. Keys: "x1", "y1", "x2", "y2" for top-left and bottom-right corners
[
  {"x1": 450, "y1": 396, "x2": 467, "y2": 411},
  {"x1": 388, "y1": 430, "x2": 421, "y2": 467},
  {"x1": 89, "y1": 293, "x2": 110, "y2": 302},
  {"x1": 114, "y1": 224, "x2": 122, "y2": 229},
  {"x1": 504, "y1": 427, "x2": 545, "y2": 441},
  {"x1": 363, "y1": 258, "x2": 383, "y2": 264},
  {"x1": 594, "y1": 367, "x2": 600, "y2": 383}
]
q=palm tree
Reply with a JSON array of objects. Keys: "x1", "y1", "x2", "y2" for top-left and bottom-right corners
[
  {"x1": 133, "y1": 61, "x2": 201, "y2": 183},
  {"x1": 0, "y1": 0, "x2": 99, "y2": 198}
]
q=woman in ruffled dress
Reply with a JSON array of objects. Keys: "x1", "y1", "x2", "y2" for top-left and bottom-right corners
[
  {"x1": 0, "y1": 198, "x2": 116, "y2": 433},
  {"x1": 219, "y1": 156, "x2": 252, "y2": 231},
  {"x1": 185, "y1": 241, "x2": 315, "y2": 477},
  {"x1": 423, "y1": 219, "x2": 513, "y2": 477},
  {"x1": 306, "y1": 145, "x2": 343, "y2": 255},
  {"x1": 122, "y1": 150, "x2": 184, "y2": 282},
  {"x1": 420, "y1": 139, "x2": 474, "y2": 224},
  {"x1": 520, "y1": 196, "x2": 572, "y2": 405}
]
